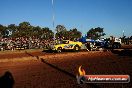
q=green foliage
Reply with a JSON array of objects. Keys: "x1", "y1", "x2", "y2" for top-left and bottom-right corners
[
  {"x1": 55, "y1": 25, "x2": 66, "y2": 33},
  {"x1": 41, "y1": 27, "x2": 54, "y2": 39},
  {"x1": 17, "y1": 22, "x2": 32, "y2": 37},
  {"x1": 0, "y1": 24, "x2": 7, "y2": 37},
  {"x1": 87, "y1": 27, "x2": 106, "y2": 39},
  {"x1": 0, "y1": 22, "x2": 54, "y2": 39},
  {"x1": 0, "y1": 22, "x2": 106, "y2": 41},
  {"x1": 68, "y1": 28, "x2": 82, "y2": 40},
  {"x1": 55, "y1": 25, "x2": 82, "y2": 40},
  {"x1": 7, "y1": 24, "x2": 18, "y2": 37},
  {"x1": 55, "y1": 25, "x2": 68, "y2": 39}
]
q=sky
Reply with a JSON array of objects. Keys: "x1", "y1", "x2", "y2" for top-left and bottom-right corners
[{"x1": 0, "y1": 0, "x2": 132, "y2": 37}]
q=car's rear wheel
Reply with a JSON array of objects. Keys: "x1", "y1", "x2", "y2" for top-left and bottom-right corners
[
  {"x1": 112, "y1": 43, "x2": 121, "y2": 49},
  {"x1": 57, "y1": 47, "x2": 62, "y2": 53}
]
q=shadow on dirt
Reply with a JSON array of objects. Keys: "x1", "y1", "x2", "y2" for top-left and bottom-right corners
[
  {"x1": 42, "y1": 50, "x2": 82, "y2": 53},
  {"x1": 0, "y1": 71, "x2": 15, "y2": 88},
  {"x1": 111, "y1": 49, "x2": 132, "y2": 57},
  {"x1": 42, "y1": 50, "x2": 53, "y2": 53},
  {"x1": 25, "y1": 51, "x2": 101, "y2": 88}
]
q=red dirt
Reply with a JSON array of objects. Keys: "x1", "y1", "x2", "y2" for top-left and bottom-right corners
[
  {"x1": 0, "y1": 51, "x2": 44, "y2": 59},
  {"x1": 0, "y1": 50, "x2": 132, "y2": 88}
]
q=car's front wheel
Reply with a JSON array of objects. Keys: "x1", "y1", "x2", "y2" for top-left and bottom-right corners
[{"x1": 74, "y1": 45, "x2": 80, "y2": 51}]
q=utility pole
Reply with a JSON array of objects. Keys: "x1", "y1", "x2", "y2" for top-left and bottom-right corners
[
  {"x1": 122, "y1": 30, "x2": 125, "y2": 44},
  {"x1": 52, "y1": 0, "x2": 56, "y2": 40},
  {"x1": 123, "y1": 30, "x2": 125, "y2": 37}
]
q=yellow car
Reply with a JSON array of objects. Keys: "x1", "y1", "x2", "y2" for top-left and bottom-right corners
[{"x1": 44, "y1": 40, "x2": 83, "y2": 53}]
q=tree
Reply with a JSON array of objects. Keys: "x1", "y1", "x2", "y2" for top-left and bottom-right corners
[
  {"x1": 55, "y1": 25, "x2": 82, "y2": 40},
  {"x1": 31, "y1": 26, "x2": 41, "y2": 38},
  {"x1": 0, "y1": 24, "x2": 7, "y2": 37},
  {"x1": 55, "y1": 25, "x2": 66, "y2": 33},
  {"x1": 7, "y1": 24, "x2": 18, "y2": 37},
  {"x1": 41, "y1": 27, "x2": 54, "y2": 39},
  {"x1": 0, "y1": 22, "x2": 55, "y2": 39},
  {"x1": 130, "y1": 36, "x2": 132, "y2": 40},
  {"x1": 55, "y1": 25, "x2": 67, "y2": 39},
  {"x1": 8, "y1": 24, "x2": 17, "y2": 30},
  {"x1": 87, "y1": 27, "x2": 105, "y2": 40},
  {"x1": 18, "y1": 22, "x2": 32, "y2": 37},
  {"x1": 68, "y1": 28, "x2": 82, "y2": 40},
  {"x1": 18, "y1": 22, "x2": 31, "y2": 30}
]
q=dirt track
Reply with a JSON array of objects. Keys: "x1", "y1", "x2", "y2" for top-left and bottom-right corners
[{"x1": 0, "y1": 50, "x2": 132, "y2": 88}]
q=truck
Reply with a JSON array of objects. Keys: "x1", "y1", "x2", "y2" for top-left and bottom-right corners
[
  {"x1": 93, "y1": 37, "x2": 122, "y2": 49},
  {"x1": 111, "y1": 38, "x2": 121, "y2": 49},
  {"x1": 80, "y1": 36, "x2": 122, "y2": 50}
]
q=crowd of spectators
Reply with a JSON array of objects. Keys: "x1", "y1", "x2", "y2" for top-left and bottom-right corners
[
  {"x1": 0, "y1": 36, "x2": 131, "y2": 51},
  {"x1": 0, "y1": 37, "x2": 54, "y2": 51},
  {"x1": 122, "y1": 36, "x2": 132, "y2": 45}
]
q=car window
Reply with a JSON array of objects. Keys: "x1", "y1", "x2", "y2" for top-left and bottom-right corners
[{"x1": 62, "y1": 41, "x2": 69, "y2": 44}]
